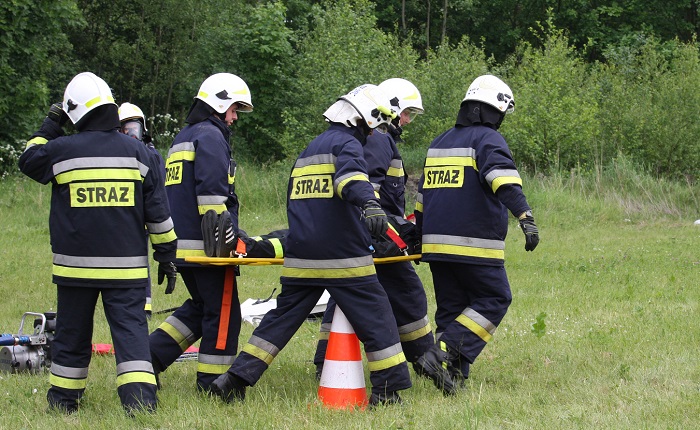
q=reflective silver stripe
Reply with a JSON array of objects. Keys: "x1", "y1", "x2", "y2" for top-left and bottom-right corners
[
  {"x1": 146, "y1": 217, "x2": 175, "y2": 234},
  {"x1": 426, "y1": 147, "x2": 476, "y2": 158},
  {"x1": 197, "y1": 353, "x2": 236, "y2": 366},
  {"x1": 416, "y1": 193, "x2": 423, "y2": 204},
  {"x1": 294, "y1": 153, "x2": 336, "y2": 168},
  {"x1": 164, "y1": 316, "x2": 197, "y2": 343},
  {"x1": 51, "y1": 363, "x2": 89, "y2": 378},
  {"x1": 116, "y1": 360, "x2": 154, "y2": 375},
  {"x1": 283, "y1": 255, "x2": 374, "y2": 270},
  {"x1": 333, "y1": 170, "x2": 369, "y2": 189},
  {"x1": 398, "y1": 316, "x2": 430, "y2": 335},
  {"x1": 463, "y1": 307, "x2": 497, "y2": 335},
  {"x1": 178, "y1": 240, "x2": 204, "y2": 251},
  {"x1": 53, "y1": 254, "x2": 148, "y2": 268},
  {"x1": 365, "y1": 343, "x2": 403, "y2": 362},
  {"x1": 53, "y1": 157, "x2": 149, "y2": 177},
  {"x1": 422, "y1": 234, "x2": 504, "y2": 250},
  {"x1": 248, "y1": 335, "x2": 280, "y2": 357},
  {"x1": 197, "y1": 195, "x2": 228, "y2": 206},
  {"x1": 319, "y1": 322, "x2": 332, "y2": 334},
  {"x1": 485, "y1": 169, "x2": 520, "y2": 185},
  {"x1": 371, "y1": 182, "x2": 381, "y2": 192},
  {"x1": 168, "y1": 141, "x2": 196, "y2": 157}
]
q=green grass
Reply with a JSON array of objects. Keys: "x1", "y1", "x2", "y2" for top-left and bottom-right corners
[{"x1": 0, "y1": 155, "x2": 699, "y2": 429}]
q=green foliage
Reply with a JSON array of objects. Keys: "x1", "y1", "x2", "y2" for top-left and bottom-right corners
[
  {"x1": 0, "y1": 0, "x2": 82, "y2": 175},
  {"x1": 531, "y1": 311, "x2": 547, "y2": 338},
  {"x1": 279, "y1": 0, "x2": 419, "y2": 157},
  {"x1": 506, "y1": 17, "x2": 600, "y2": 174}
]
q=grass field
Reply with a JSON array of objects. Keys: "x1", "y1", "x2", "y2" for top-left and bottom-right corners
[{"x1": 0, "y1": 155, "x2": 698, "y2": 429}]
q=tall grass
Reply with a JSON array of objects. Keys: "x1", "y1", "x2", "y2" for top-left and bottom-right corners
[{"x1": 0, "y1": 157, "x2": 698, "y2": 429}]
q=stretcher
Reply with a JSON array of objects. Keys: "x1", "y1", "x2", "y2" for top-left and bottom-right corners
[{"x1": 184, "y1": 254, "x2": 422, "y2": 266}]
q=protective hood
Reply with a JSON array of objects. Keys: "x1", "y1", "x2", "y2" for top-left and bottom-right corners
[
  {"x1": 455, "y1": 101, "x2": 505, "y2": 130},
  {"x1": 75, "y1": 104, "x2": 121, "y2": 132},
  {"x1": 185, "y1": 99, "x2": 216, "y2": 124}
]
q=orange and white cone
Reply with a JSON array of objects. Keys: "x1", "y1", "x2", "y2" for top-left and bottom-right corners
[{"x1": 317, "y1": 306, "x2": 368, "y2": 410}]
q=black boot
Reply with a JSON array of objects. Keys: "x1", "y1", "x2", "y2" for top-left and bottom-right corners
[
  {"x1": 210, "y1": 372, "x2": 247, "y2": 403},
  {"x1": 414, "y1": 342, "x2": 459, "y2": 396},
  {"x1": 201, "y1": 209, "x2": 219, "y2": 257},
  {"x1": 215, "y1": 211, "x2": 237, "y2": 257},
  {"x1": 369, "y1": 391, "x2": 402, "y2": 407}
]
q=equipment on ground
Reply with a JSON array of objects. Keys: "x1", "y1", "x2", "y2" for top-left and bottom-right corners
[{"x1": 0, "y1": 312, "x2": 56, "y2": 374}]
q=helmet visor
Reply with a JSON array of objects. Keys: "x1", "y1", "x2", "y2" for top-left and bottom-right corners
[
  {"x1": 121, "y1": 120, "x2": 144, "y2": 141},
  {"x1": 404, "y1": 107, "x2": 423, "y2": 122}
]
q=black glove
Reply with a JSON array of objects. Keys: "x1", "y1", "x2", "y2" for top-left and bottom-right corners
[
  {"x1": 47, "y1": 103, "x2": 68, "y2": 126},
  {"x1": 158, "y1": 262, "x2": 178, "y2": 294},
  {"x1": 363, "y1": 200, "x2": 388, "y2": 238},
  {"x1": 518, "y1": 211, "x2": 539, "y2": 252}
]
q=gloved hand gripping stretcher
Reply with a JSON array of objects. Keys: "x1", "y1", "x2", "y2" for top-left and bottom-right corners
[{"x1": 187, "y1": 210, "x2": 422, "y2": 266}]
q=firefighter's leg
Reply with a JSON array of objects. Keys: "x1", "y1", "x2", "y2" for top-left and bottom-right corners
[
  {"x1": 376, "y1": 261, "x2": 434, "y2": 362},
  {"x1": 224, "y1": 285, "x2": 323, "y2": 387},
  {"x1": 432, "y1": 262, "x2": 512, "y2": 375},
  {"x1": 148, "y1": 267, "x2": 204, "y2": 377},
  {"x1": 47, "y1": 285, "x2": 99, "y2": 413},
  {"x1": 194, "y1": 266, "x2": 240, "y2": 391},
  {"x1": 312, "y1": 296, "x2": 336, "y2": 377},
  {"x1": 329, "y1": 283, "x2": 412, "y2": 399},
  {"x1": 102, "y1": 287, "x2": 157, "y2": 412}
]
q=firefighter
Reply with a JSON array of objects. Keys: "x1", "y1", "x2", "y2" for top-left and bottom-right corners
[
  {"x1": 313, "y1": 78, "x2": 435, "y2": 377},
  {"x1": 119, "y1": 102, "x2": 165, "y2": 316},
  {"x1": 18, "y1": 72, "x2": 177, "y2": 414},
  {"x1": 210, "y1": 84, "x2": 412, "y2": 406},
  {"x1": 148, "y1": 73, "x2": 253, "y2": 393},
  {"x1": 413, "y1": 74, "x2": 540, "y2": 395}
]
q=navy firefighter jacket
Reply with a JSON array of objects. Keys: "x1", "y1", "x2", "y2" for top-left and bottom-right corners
[
  {"x1": 415, "y1": 124, "x2": 530, "y2": 267},
  {"x1": 18, "y1": 125, "x2": 177, "y2": 288},
  {"x1": 281, "y1": 123, "x2": 379, "y2": 287},
  {"x1": 363, "y1": 130, "x2": 406, "y2": 217},
  {"x1": 164, "y1": 117, "x2": 239, "y2": 265}
]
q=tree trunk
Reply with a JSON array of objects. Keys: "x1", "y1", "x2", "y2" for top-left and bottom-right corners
[
  {"x1": 426, "y1": 0, "x2": 431, "y2": 51},
  {"x1": 401, "y1": 0, "x2": 406, "y2": 35},
  {"x1": 441, "y1": 0, "x2": 448, "y2": 44}
]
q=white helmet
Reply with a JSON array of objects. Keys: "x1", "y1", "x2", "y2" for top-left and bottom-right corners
[
  {"x1": 195, "y1": 73, "x2": 253, "y2": 114},
  {"x1": 378, "y1": 78, "x2": 424, "y2": 120},
  {"x1": 463, "y1": 74, "x2": 515, "y2": 113},
  {"x1": 62, "y1": 72, "x2": 117, "y2": 124},
  {"x1": 118, "y1": 103, "x2": 147, "y2": 128},
  {"x1": 323, "y1": 84, "x2": 396, "y2": 133}
]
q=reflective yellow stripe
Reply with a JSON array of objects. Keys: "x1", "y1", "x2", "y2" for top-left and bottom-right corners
[
  {"x1": 158, "y1": 322, "x2": 190, "y2": 351},
  {"x1": 490, "y1": 176, "x2": 523, "y2": 193},
  {"x1": 270, "y1": 238, "x2": 284, "y2": 258},
  {"x1": 336, "y1": 174, "x2": 370, "y2": 196},
  {"x1": 367, "y1": 351, "x2": 406, "y2": 372},
  {"x1": 415, "y1": 201, "x2": 423, "y2": 212},
  {"x1": 281, "y1": 264, "x2": 376, "y2": 279},
  {"x1": 291, "y1": 163, "x2": 335, "y2": 177},
  {"x1": 116, "y1": 371, "x2": 157, "y2": 387},
  {"x1": 386, "y1": 166, "x2": 404, "y2": 177},
  {"x1": 196, "y1": 362, "x2": 230, "y2": 375},
  {"x1": 198, "y1": 204, "x2": 227, "y2": 215},
  {"x1": 399, "y1": 323, "x2": 433, "y2": 342},
  {"x1": 50, "y1": 374, "x2": 87, "y2": 390},
  {"x1": 242, "y1": 343, "x2": 275, "y2": 365},
  {"x1": 456, "y1": 314, "x2": 493, "y2": 342},
  {"x1": 85, "y1": 95, "x2": 115, "y2": 108},
  {"x1": 55, "y1": 168, "x2": 143, "y2": 184},
  {"x1": 422, "y1": 243, "x2": 504, "y2": 260},
  {"x1": 149, "y1": 230, "x2": 177, "y2": 245},
  {"x1": 53, "y1": 265, "x2": 148, "y2": 280},
  {"x1": 27, "y1": 137, "x2": 48, "y2": 148},
  {"x1": 176, "y1": 249, "x2": 207, "y2": 259},
  {"x1": 425, "y1": 156, "x2": 477, "y2": 169},
  {"x1": 166, "y1": 151, "x2": 195, "y2": 163}
]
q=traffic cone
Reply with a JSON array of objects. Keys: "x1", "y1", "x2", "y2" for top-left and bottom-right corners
[{"x1": 317, "y1": 306, "x2": 368, "y2": 410}]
